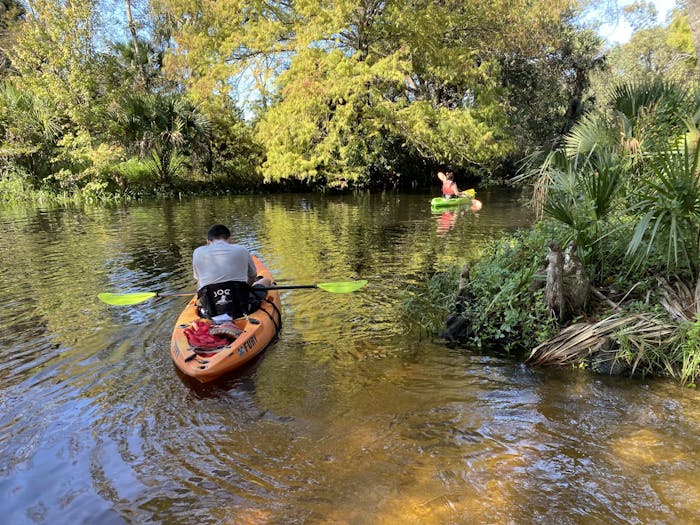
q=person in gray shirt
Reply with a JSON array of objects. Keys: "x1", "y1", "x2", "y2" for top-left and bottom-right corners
[{"x1": 193, "y1": 224, "x2": 272, "y2": 318}]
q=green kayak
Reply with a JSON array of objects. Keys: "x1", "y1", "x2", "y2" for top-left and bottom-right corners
[{"x1": 430, "y1": 195, "x2": 472, "y2": 208}]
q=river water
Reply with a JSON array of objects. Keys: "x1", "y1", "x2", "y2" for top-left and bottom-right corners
[{"x1": 0, "y1": 191, "x2": 698, "y2": 525}]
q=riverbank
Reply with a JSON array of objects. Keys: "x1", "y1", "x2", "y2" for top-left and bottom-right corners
[
  {"x1": 412, "y1": 220, "x2": 700, "y2": 386},
  {"x1": 0, "y1": 165, "x2": 463, "y2": 208}
]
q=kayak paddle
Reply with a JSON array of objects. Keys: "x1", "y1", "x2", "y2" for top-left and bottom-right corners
[
  {"x1": 98, "y1": 280, "x2": 368, "y2": 306},
  {"x1": 267, "y1": 281, "x2": 368, "y2": 293},
  {"x1": 97, "y1": 291, "x2": 192, "y2": 306}
]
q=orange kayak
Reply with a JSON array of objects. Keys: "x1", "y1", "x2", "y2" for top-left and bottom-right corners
[{"x1": 170, "y1": 256, "x2": 282, "y2": 383}]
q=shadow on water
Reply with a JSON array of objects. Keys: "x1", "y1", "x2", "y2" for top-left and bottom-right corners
[{"x1": 0, "y1": 191, "x2": 699, "y2": 525}]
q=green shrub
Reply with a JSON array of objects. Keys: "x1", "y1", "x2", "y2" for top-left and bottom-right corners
[
  {"x1": 114, "y1": 157, "x2": 156, "y2": 194},
  {"x1": 401, "y1": 266, "x2": 463, "y2": 336},
  {"x1": 671, "y1": 320, "x2": 700, "y2": 387},
  {"x1": 0, "y1": 168, "x2": 30, "y2": 204},
  {"x1": 456, "y1": 226, "x2": 560, "y2": 353},
  {"x1": 403, "y1": 223, "x2": 563, "y2": 353}
]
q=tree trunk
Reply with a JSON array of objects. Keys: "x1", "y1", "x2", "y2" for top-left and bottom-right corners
[
  {"x1": 563, "y1": 241, "x2": 590, "y2": 315},
  {"x1": 159, "y1": 147, "x2": 172, "y2": 186},
  {"x1": 545, "y1": 241, "x2": 565, "y2": 320},
  {"x1": 688, "y1": 0, "x2": 700, "y2": 68},
  {"x1": 125, "y1": 0, "x2": 147, "y2": 86}
]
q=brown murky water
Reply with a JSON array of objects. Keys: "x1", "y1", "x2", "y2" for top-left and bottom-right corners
[{"x1": 0, "y1": 190, "x2": 698, "y2": 525}]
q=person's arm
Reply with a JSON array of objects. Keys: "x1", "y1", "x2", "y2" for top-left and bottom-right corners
[
  {"x1": 192, "y1": 249, "x2": 200, "y2": 283},
  {"x1": 437, "y1": 171, "x2": 447, "y2": 182},
  {"x1": 247, "y1": 255, "x2": 257, "y2": 285}
]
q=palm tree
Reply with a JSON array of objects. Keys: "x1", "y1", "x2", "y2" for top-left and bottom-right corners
[
  {"x1": 0, "y1": 83, "x2": 61, "y2": 182},
  {"x1": 627, "y1": 141, "x2": 700, "y2": 277},
  {"x1": 525, "y1": 77, "x2": 700, "y2": 278},
  {"x1": 110, "y1": 92, "x2": 210, "y2": 186}
]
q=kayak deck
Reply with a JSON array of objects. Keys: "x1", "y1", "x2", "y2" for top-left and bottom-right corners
[
  {"x1": 169, "y1": 256, "x2": 282, "y2": 383},
  {"x1": 431, "y1": 188, "x2": 476, "y2": 209},
  {"x1": 430, "y1": 196, "x2": 472, "y2": 208}
]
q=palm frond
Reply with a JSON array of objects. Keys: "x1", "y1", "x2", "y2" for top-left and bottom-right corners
[
  {"x1": 527, "y1": 314, "x2": 630, "y2": 366},
  {"x1": 657, "y1": 276, "x2": 700, "y2": 322},
  {"x1": 625, "y1": 139, "x2": 700, "y2": 274},
  {"x1": 563, "y1": 112, "x2": 612, "y2": 158},
  {"x1": 527, "y1": 314, "x2": 676, "y2": 370},
  {"x1": 580, "y1": 162, "x2": 621, "y2": 221}
]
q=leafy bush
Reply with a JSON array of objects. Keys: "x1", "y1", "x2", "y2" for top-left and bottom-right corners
[
  {"x1": 403, "y1": 223, "x2": 563, "y2": 353},
  {"x1": 456, "y1": 226, "x2": 560, "y2": 353},
  {"x1": 114, "y1": 157, "x2": 156, "y2": 193},
  {"x1": 401, "y1": 266, "x2": 463, "y2": 336},
  {"x1": 670, "y1": 320, "x2": 700, "y2": 386},
  {"x1": 0, "y1": 167, "x2": 33, "y2": 204}
]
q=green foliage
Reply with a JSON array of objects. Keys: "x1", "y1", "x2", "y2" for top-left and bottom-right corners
[
  {"x1": 540, "y1": 153, "x2": 624, "y2": 275},
  {"x1": 666, "y1": 10, "x2": 695, "y2": 59},
  {"x1": 626, "y1": 141, "x2": 700, "y2": 277},
  {"x1": 255, "y1": 47, "x2": 410, "y2": 186},
  {"x1": 552, "y1": 77, "x2": 694, "y2": 171},
  {"x1": 401, "y1": 266, "x2": 463, "y2": 336},
  {"x1": 50, "y1": 131, "x2": 127, "y2": 192},
  {"x1": 113, "y1": 157, "x2": 156, "y2": 193},
  {"x1": 159, "y1": 0, "x2": 575, "y2": 186},
  {"x1": 108, "y1": 38, "x2": 165, "y2": 93},
  {"x1": 9, "y1": 0, "x2": 104, "y2": 132},
  {"x1": 526, "y1": 77, "x2": 700, "y2": 280},
  {"x1": 395, "y1": 98, "x2": 514, "y2": 173},
  {"x1": 404, "y1": 224, "x2": 561, "y2": 353},
  {"x1": 0, "y1": 82, "x2": 62, "y2": 182},
  {"x1": 501, "y1": 26, "x2": 605, "y2": 154},
  {"x1": 108, "y1": 92, "x2": 210, "y2": 186},
  {"x1": 515, "y1": 74, "x2": 700, "y2": 383},
  {"x1": 604, "y1": 76, "x2": 695, "y2": 154},
  {"x1": 671, "y1": 320, "x2": 700, "y2": 386},
  {"x1": 199, "y1": 98, "x2": 262, "y2": 181},
  {"x1": 591, "y1": 7, "x2": 697, "y2": 90},
  {"x1": 0, "y1": 167, "x2": 32, "y2": 204},
  {"x1": 457, "y1": 228, "x2": 560, "y2": 352},
  {"x1": 0, "y1": 0, "x2": 25, "y2": 78},
  {"x1": 0, "y1": 0, "x2": 596, "y2": 195}
]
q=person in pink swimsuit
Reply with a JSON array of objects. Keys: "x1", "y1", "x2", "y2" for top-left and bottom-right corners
[{"x1": 436, "y1": 171, "x2": 483, "y2": 211}]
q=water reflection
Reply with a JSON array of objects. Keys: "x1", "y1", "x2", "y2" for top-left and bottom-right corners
[
  {"x1": 0, "y1": 191, "x2": 698, "y2": 524},
  {"x1": 434, "y1": 206, "x2": 482, "y2": 235}
]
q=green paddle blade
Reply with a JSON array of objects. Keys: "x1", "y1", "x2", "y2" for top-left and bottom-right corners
[
  {"x1": 98, "y1": 292, "x2": 157, "y2": 306},
  {"x1": 317, "y1": 280, "x2": 368, "y2": 293}
]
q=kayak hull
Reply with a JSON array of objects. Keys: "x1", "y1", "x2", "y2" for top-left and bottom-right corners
[
  {"x1": 430, "y1": 196, "x2": 472, "y2": 208},
  {"x1": 169, "y1": 256, "x2": 282, "y2": 383}
]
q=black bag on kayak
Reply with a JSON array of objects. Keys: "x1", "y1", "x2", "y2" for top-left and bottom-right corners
[
  {"x1": 197, "y1": 281, "x2": 251, "y2": 319},
  {"x1": 197, "y1": 281, "x2": 266, "y2": 319}
]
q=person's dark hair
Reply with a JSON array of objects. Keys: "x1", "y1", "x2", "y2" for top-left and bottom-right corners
[
  {"x1": 445, "y1": 171, "x2": 454, "y2": 180},
  {"x1": 207, "y1": 224, "x2": 231, "y2": 240}
]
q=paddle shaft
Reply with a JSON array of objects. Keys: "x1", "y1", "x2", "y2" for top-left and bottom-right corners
[
  {"x1": 99, "y1": 280, "x2": 366, "y2": 305},
  {"x1": 259, "y1": 284, "x2": 317, "y2": 290},
  {"x1": 157, "y1": 284, "x2": 319, "y2": 297}
]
